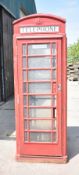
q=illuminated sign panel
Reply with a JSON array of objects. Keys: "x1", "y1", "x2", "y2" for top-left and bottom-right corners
[{"x1": 20, "y1": 26, "x2": 59, "y2": 33}]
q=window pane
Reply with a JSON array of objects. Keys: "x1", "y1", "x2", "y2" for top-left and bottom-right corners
[
  {"x1": 53, "y1": 120, "x2": 57, "y2": 129},
  {"x1": 52, "y1": 70, "x2": 56, "y2": 80},
  {"x1": 29, "y1": 96, "x2": 51, "y2": 106},
  {"x1": 30, "y1": 132, "x2": 52, "y2": 142},
  {"x1": 52, "y1": 43, "x2": 56, "y2": 55},
  {"x1": 29, "y1": 108, "x2": 51, "y2": 118},
  {"x1": 22, "y1": 44, "x2": 27, "y2": 56},
  {"x1": 28, "y1": 44, "x2": 50, "y2": 55},
  {"x1": 23, "y1": 96, "x2": 27, "y2": 105},
  {"x1": 52, "y1": 95, "x2": 56, "y2": 106},
  {"x1": 29, "y1": 83, "x2": 51, "y2": 94},
  {"x1": 23, "y1": 83, "x2": 27, "y2": 93},
  {"x1": 23, "y1": 71, "x2": 26, "y2": 81},
  {"x1": 30, "y1": 120, "x2": 52, "y2": 130},
  {"x1": 28, "y1": 57, "x2": 51, "y2": 68},
  {"x1": 24, "y1": 132, "x2": 28, "y2": 142},
  {"x1": 24, "y1": 108, "x2": 27, "y2": 117},
  {"x1": 28, "y1": 70, "x2": 51, "y2": 81},
  {"x1": 52, "y1": 132, "x2": 57, "y2": 142},
  {"x1": 24, "y1": 120, "x2": 28, "y2": 129},
  {"x1": 23, "y1": 57, "x2": 27, "y2": 68},
  {"x1": 52, "y1": 56, "x2": 56, "y2": 67}
]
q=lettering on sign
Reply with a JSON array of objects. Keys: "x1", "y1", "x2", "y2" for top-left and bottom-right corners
[{"x1": 20, "y1": 26, "x2": 59, "y2": 33}]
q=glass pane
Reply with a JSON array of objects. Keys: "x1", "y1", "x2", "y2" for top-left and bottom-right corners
[
  {"x1": 30, "y1": 132, "x2": 52, "y2": 142},
  {"x1": 29, "y1": 83, "x2": 51, "y2": 94},
  {"x1": 23, "y1": 71, "x2": 26, "y2": 81},
  {"x1": 53, "y1": 95, "x2": 56, "y2": 106},
  {"x1": 29, "y1": 96, "x2": 51, "y2": 106},
  {"x1": 28, "y1": 44, "x2": 50, "y2": 56},
  {"x1": 24, "y1": 108, "x2": 27, "y2": 117},
  {"x1": 53, "y1": 120, "x2": 57, "y2": 129},
  {"x1": 28, "y1": 57, "x2": 51, "y2": 68},
  {"x1": 52, "y1": 56, "x2": 56, "y2": 67},
  {"x1": 24, "y1": 132, "x2": 28, "y2": 142},
  {"x1": 28, "y1": 70, "x2": 51, "y2": 81},
  {"x1": 23, "y1": 57, "x2": 27, "y2": 68},
  {"x1": 30, "y1": 120, "x2": 52, "y2": 130},
  {"x1": 52, "y1": 70, "x2": 56, "y2": 80},
  {"x1": 23, "y1": 96, "x2": 27, "y2": 105},
  {"x1": 53, "y1": 108, "x2": 56, "y2": 118},
  {"x1": 24, "y1": 120, "x2": 28, "y2": 129},
  {"x1": 52, "y1": 132, "x2": 57, "y2": 142},
  {"x1": 52, "y1": 43, "x2": 56, "y2": 55},
  {"x1": 22, "y1": 44, "x2": 27, "y2": 56},
  {"x1": 29, "y1": 108, "x2": 51, "y2": 118},
  {"x1": 23, "y1": 83, "x2": 27, "y2": 93}
]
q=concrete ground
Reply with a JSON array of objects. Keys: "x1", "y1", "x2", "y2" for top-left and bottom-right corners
[{"x1": 0, "y1": 81, "x2": 79, "y2": 175}]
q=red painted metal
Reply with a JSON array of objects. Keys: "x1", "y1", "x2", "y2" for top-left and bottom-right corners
[{"x1": 13, "y1": 14, "x2": 67, "y2": 163}]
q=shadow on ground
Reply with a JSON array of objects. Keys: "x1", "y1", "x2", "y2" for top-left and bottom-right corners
[
  {"x1": 67, "y1": 126, "x2": 79, "y2": 160},
  {"x1": 0, "y1": 97, "x2": 15, "y2": 140}
]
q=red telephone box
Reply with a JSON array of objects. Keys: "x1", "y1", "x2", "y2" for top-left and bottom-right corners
[{"x1": 13, "y1": 14, "x2": 67, "y2": 163}]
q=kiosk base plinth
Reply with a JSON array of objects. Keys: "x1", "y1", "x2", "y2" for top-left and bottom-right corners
[{"x1": 16, "y1": 154, "x2": 68, "y2": 164}]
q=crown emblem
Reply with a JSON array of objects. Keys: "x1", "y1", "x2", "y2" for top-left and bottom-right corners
[{"x1": 35, "y1": 17, "x2": 42, "y2": 25}]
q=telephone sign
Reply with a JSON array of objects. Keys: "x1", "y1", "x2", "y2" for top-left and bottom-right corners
[{"x1": 20, "y1": 25, "x2": 59, "y2": 33}]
